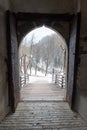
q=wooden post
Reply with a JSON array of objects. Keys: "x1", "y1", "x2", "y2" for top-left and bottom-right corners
[{"x1": 24, "y1": 54, "x2": 26, "y2": 75}]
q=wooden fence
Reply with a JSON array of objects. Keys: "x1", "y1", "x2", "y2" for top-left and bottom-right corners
[
  {"x1": 52, "y1": 69, "x2": 66, "y2": 88},
  {"x1": 20, "y1": 74, "x2": 29, "y2": 87}
]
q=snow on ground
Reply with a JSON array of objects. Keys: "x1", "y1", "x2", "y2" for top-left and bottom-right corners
[{"x1": 27, "y1": 68, "x2": 52, "y2": 83}]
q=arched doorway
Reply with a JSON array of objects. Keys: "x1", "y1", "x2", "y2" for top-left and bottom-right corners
[
  {"x1": 19, "y1": 25, "x2": 68, "y2": 101},
  {"x1": 6, "y1": 12, "x2": 79, "y2": 112}
]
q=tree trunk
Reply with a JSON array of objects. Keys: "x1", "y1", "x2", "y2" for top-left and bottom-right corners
[
  {"x1": 30, "y1": 64, "x2": 32, "y2": 76},
  {"x1": 35, "y1": 64, "x2": 37, "y2": 76},
  {"x1": 45, "y1": 59, "x2": 48, "y2": 76}
]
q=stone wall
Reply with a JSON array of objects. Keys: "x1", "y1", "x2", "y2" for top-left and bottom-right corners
[
  {"x1": 0, "y1": 0, "x2": 10, "y2": 121},
  {"x1": 10, "y1": 0, "x2": 74, "y2": 13},
  {"x1": 74, "y1": 0, "x2": 87, "y2": 121}
]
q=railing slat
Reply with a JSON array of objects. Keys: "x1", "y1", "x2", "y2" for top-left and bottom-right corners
[
  {"x1": 52, "y1": 69, "x2": 66, "y2": 88},
  {"x1": 20, "y1": 74, "x2": 29, "y2": 88}
]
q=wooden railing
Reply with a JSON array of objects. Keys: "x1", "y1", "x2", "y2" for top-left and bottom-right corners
[
  {"x1": 20, "y1": 74, "x2": 29, "y2": 87},
  {"x1": 52, "y1": 69, "x2": 66, "y2": 88}
]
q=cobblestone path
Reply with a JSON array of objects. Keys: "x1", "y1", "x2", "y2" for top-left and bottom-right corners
[{"x1": 0, "y1": 102, "x2": 87, "y2": 130}]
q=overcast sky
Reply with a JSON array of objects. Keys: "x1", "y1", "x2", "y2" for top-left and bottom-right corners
[{"x1": 23, "y1": 26, "x2": 55, "y2": 45}]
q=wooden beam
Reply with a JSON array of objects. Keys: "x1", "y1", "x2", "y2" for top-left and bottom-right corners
[{"x1": 16, "y1": 12, "x2": 74, "y2": 22}]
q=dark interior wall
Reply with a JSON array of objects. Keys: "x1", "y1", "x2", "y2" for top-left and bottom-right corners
[
  {"x1": 10, "y1": 0, "x2": 75, "y2": 14},
  {"x1": 74, "y1": 0, "x2": 87, "y2": 121},
  {"x1": 74, "y1": 89, "x2": 87, "y2": 121},
  {"x1": 0, "y1": 0, "x2": 10, "y2": 121}
]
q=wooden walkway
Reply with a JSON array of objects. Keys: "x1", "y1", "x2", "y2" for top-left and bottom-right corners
[
  {"x1": 0, "y1": 102, "x2": 87, "y2": 130},
  {"x1": 0, "y1": 79, "x2": 87, "y2": 129},
  {"x1": 20, "y1": 80, "x2": 66, "y2": 101}
]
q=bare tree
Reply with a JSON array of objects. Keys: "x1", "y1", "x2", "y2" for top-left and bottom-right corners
[
  {"x1": 29, "y1": 34, "x2": 34, "y2": 75},
  {"x1": 32, "y1": 43, "x2": 40, "y2": 75}
]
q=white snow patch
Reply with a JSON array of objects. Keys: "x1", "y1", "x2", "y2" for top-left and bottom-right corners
[{"x1": 27, "y1": 68, "x2": 52, "y2": 83}]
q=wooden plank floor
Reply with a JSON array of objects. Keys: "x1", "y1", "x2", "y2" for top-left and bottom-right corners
[
  {"x1": 0, "y1": 102, "x2": 87, "y2": 130},
  {"x1": 20, "y1": 80, "x2": 66, "y2": 101},
  {"x1": 0, "y1": 79, "x2": 87, "y2": 129}
]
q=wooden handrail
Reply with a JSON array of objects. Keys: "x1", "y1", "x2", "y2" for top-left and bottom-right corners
[
  {"x1": 20, "y1": 74, "x2": 29, "y2": 88},
  {"x1": 52, "y1": 69, "x2": 66, "y2": 88}
]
